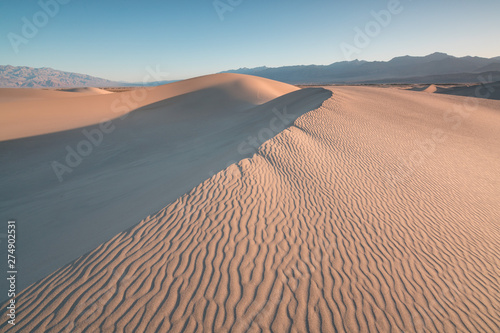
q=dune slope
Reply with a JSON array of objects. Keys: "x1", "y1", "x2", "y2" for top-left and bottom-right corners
[
  {"x1": 0, "y1": 73, "x2": 299, "y2": 141},
  {"x1": 436, "y1": 81, "x2": 500, "y2": 100},
  {"x1": 0, "y1": 74, "x2": 330, "y2": 293},
  {"x1": 423, "y1": 84, "x2": 437, "y2": 93},
  {"x1": 0, "y1": 88, "x2": 89, "y2": 103},
  {"x1": 406, "y1": 82, "x2": 500, "y2": 100},
  {"x1": 2, "y1": 86, "x2": 499, "y2": 332},
  {"x1": 60, "y1": 87, "x2": 114, "y2": 95}
]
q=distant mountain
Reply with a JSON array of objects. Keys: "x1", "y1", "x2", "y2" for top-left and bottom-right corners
[
  {"x1": 0, "y1": 65, "x2": 122, "y2": 88},
  {"x1": 222, "y1": 53, "x2": 500, "y2": 84},
  {"x1": 358, "y1": 71, "x2": 500, "y2": 85},
  {"x1": 474, "y1": 63, "x2": 500, "y2": 73},
  {"x1": 4, "y1": 53, "x2": 500, "y2": 88},
  {"x1": 0, "y1": 65, "x2": 180, "y2": 88},
  {"x1": 135, "y1": 80, "x2": 179, "y2": 87}
]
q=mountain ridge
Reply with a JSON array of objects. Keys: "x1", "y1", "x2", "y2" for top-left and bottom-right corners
[
  {"x1": 0, "y1": 65, "x2": 178, "y2": 88},
  {"x1": 0, "y1": 65, "x2": 122, "y2": 88},
  {"x1": 2, "y1": 53, "x2": 500, "y2": 87},
  {"x1": 222, "y1": 52, "x2": 500, "y2": 84}
]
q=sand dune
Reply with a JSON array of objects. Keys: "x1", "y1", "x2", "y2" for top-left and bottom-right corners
[
  {"x1": 60, "y1": 87, "x2": 114, "y2": 95},
  {"x1": 0, "y1": 74, "x2": 330, "y2": 294},
  {"x1": 0, "y1": 87, "x2": 113, "y2": 104},
  {"x1": 435, "y1": 81, "x2": 500, "y2": 100},
  {"x1": 407, "y1": 84, "x2": 428, "y2": 92},
  {"x1": 0, "y1": 88, "x2": 86, "y2": 103},
  {"x1": 0, "y1": 87, "x2": 112, "y2": 102},
  {"x1": 406, "y1": 84, "x2": 441, "y2": 93},
  {"x1": 405, "y1": 82, "x2": 500, "y2": 100},
  {"x1": 423, "y1": 84, "x2": 437, "y2": 93},
  {"x1": 0, "y1": 73, "x2": 299, "y2": 141},
  {"x1": 2, "y1": 85, "x2": 499, "y2": 332}
]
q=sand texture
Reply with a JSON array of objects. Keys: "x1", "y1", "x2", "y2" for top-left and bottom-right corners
[
  {"x1": 0, "y1": 73, "x2": 299, "y2": 141},
  {"x1": 0, "y1": 74, "x2": 330, "y2": 293},
  {"x1": 405, "y1": 82, "x2": 500, "y2": 100},
  {"x1": 1, "y1": 84, "x2": 499, "y2": 332}
]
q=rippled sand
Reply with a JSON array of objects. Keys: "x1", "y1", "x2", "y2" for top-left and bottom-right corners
[{"x1": 1, "y1": 85, "x2": 499, "y2": 332}]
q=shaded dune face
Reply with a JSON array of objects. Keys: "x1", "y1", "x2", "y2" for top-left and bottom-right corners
[
  {"x1": 0, "y1": 74, "x2": 331, "y2": 293},
  {"x1": 437, "y1": 81, "x2": 500, "y2": 100},
  {"x1": 0, "y1": 73, "x2": 300, "y2": 141},
  {"x1": 406, "y1": 82, "x2": 500, "y2": 100},
  {"x1": 0, "y1": 88, "x2": 89, "y2": 103},
  {"x1": 59, "y1": 87, "x2": 113, "y2": 95},
  {"x1": 2, "y1": 86, "x2": 499, "y2": 332}
]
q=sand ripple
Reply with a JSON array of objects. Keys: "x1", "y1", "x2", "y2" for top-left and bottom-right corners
[{"x1": 2, "y1": 87, "x2": 499, "y2": 332}]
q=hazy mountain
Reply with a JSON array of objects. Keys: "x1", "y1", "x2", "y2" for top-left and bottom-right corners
[
  {"x1": 474, "y1": 63, "x2": 500, "y2": 73},
  {"x1": 358, "y1": 71, "x2": 500, "y2": 85},
  {"x1": 0, "y1": 65, "x2": 122, "y2": 88},
  {"x1": 4, "y1": 53, "x2": 500, "y2": 88},
  {"x1": 222, "y1": 53, "x2": 500, "y2": 84},
  {"x1": 0, "y1": 65, "x2": 180, "y2": 88}
]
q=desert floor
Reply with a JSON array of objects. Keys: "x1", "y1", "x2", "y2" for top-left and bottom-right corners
[{"x1": 1, "y1": 76, "x2": 499, "y2": 332}]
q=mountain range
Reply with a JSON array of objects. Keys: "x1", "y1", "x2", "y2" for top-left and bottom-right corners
[
  {"x1": 223, "y1": 52, "x2": 500, "y2": 84},
  {"x1": 0, "y1": 65, "x2": 179, "y2": 88},
  {"x1": 2, "y1": 53, "x2": 500, "y2": 88},
  {"x1": 0, "y1": 65, "x2": 122, "y2": 88}
]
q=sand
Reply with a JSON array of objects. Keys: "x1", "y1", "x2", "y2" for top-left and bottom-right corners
[
  {"x1": 60, "y1": 87, "x2": 114, "y2": 95},
  {"x1": 435, "y1": 82, "x2": 500, "y2": 100},
  {"x1": 0, "y1": 74, "x2": 330, "y2": 295},
  {"x1": 1, "y1": 82, "x2": 499, "y2": 332},
  {"x1": 0, "y1": 88, "x2": 87, "y2": 103},
  {"x1": 404, "y1": 82, "x2": 500, "y2": 100},
  {"x1": 423, "y1": 84, "x2": 438, "y2": 93},
  {"x1": 0, "y1": 73, "x2": 299, "y2": 141}
]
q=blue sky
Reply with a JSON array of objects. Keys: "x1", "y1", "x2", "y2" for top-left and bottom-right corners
[{"x1": 1, "y1": 0, "x2": 499, "y2": 82}]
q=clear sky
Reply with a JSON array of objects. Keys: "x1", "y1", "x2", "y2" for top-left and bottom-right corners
[{"x1": 1, "y1": 0, "x2": 499, "y2": 82}]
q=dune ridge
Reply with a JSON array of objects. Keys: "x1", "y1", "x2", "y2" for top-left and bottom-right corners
[
  {"x1": 2, "y1": 86, "x2": 499, "y2": 332},
  {"x1": 60, "y1": 87, "x2": 114, "y2": 95},
  {"x1": 0, "y1": 88, "x2": 90, "y2": 103},
  {"x1": 0, "y1": 73, "x2": 298, "y2": 141},
  {"x1": 423, "y1": 84, "x2": 437, "y2": 93},
  {"x1": 0, "y1": 75, "x2": 330, "y2": 293},
  {"x1": 405, "y1": 82, "x2": 500, "y2": 100}
]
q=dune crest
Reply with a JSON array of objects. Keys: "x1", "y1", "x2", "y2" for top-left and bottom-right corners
[
  {"x1": 2, "y1": 86, "x2": 499, "y2": 332},
  {"x1": 0, "y1": 78, "x2": 330, "y2": 293},
  {"x1": 0, "y1": 73, "x2": 298, "y2": 141},
  {"x1": 423, "y1": 84, "x2": 437, "y2": 93},
  {"x1": 0, "y1": 88, "x2": 88, "y2": 103},
  {"x1": 61, "y1": 87, "x2": 113, "y2": 95}
]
